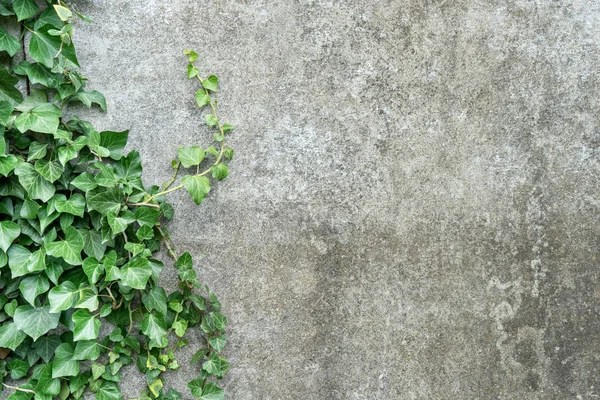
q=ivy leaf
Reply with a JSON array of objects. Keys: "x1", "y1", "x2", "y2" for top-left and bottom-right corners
[
  {"x1": 181, "y1": 175, "x2": 210, "y2": 205},
  {"x1": 135, "y1": 206, "x2": 160, "y2": 227},
  {"x1": 13, "y1": 305, "x2": 60, "y2": 341},
  {"x1": 54, "y1": 193, "x2": 85, "y2": 217},
  {"x1": 35, "y1": 159, "x2": 64, "y2": 182},
  {"x1": 195, "y1": 90, "x2": 210, "y2": 108},
  {"x1": 0, "y1": 66, "x2": 23, "y2": 106},
  {"x1": 7, "y1": 244, "x2": 32, "y2": 277},
  {"x1": 72, "y1": 309, "x2": 100, "y2": 341},
  {"x1": 96, "y1": 381, "x2": 122, "y2": 400},
  {"x1": 14, "y1": 102, "x2": 61, "y2": 134},
  {"x1": 71, "y1": 172, "x2": 98, "y2": 191},
  {"x1": 198, "y1": 383, "x2": 224, "y2": 400},
  {"x1": 33, "y1": 335, "x2": 61, "y2": 362},
  {"x1": 57, "y1": 145, "x2": 77, "y2": 165},
  {"x1": 35, "y1": 363, "x2": 60, "y2": 395},
  {"x1": 209, "y1": 336, "x2": 227, "y2": 353},
  {"x1": 82, "y1": 257, "x2": 104, "y2": 284},
  {"x1": 173, "y1": 320, "x2": 188, "y2": 337},
  {"x1": 45, "y1": 226, "x2": 84, "y2": 265},
  {"x1": 0, "y1": 26, "x2": 20, "y2": 56},
  {"x1": 53, "y1": 5, "x2": 72, "y2": 21},
  {"x1": 14, "y1": 161, "x2": 56, "y2": 202},
  {"x1": 48, "y1": 281, "x2": 78, "y2": 312},
  {"x1": 210, "y1": 163, "x2": 228, "y2": 181},
  {"x1": 75, "y1": 284, "x2": 99, "y2": 311},
  {"x1": 0, "y1": 322, "x2": 26, "y2": 350},
  {"x1": 114, "y1": 150, "x2": 142, "y2": 180},
  {"x1": 174, "y1": 252, "x2": 193, "y2": 269},
  {"x1": 0, "y1": 100, "x2": 13, "y2": 125},
  {"x1": 8, "y1": 359, "x2": 30, "y2": 379},
  {"x1": 70, "y1": 90, "x2": 106, "y2": 111},
  {"x1": 0, "y1": 221, "x2": 19, "y2": 252},
  {"x1": 30, "y1": 24, "x2": 78, "y2": 68},
  {"x1": 27, "y1": 141, "x2": 47, "y2": 161},
  {"x1": 99, "y1": 130, "x2": 128, "y2": 160},
  {"x1": 81, "y1": 229, "x2": 106, "y2": 260},
  {"x1": 73, "y1": 340, "x2": 100, "y2": 361},
  {"x1": 13, "y1": 0, "x2": 39, "y2": 21},
  {"x1": 201, "y1": 75, "x2": 219, "y2": 92},
  {"x1": 177, "y1": 146, "x2": 205, "y2": 168},
  {"x1": 52, "y1": 343, "x2": 79, "y2": 378},
  {"x1": 0, "y1": 155, "x2": 18, "y2": 176},
  {"x1": 141, "y1": 313, "x2": 167, "y2": 343},
  {"x1": 205, "y1": 114, "x2": 218, "y2": 126},
  {"x1": 19, "y1": 273, "x2": 49, "y2": 305},
  {"x1": 142, "y1": 287, "x2": 168, "y2": 316},
  {"x1": 120, "y1": 257, "x2": 153, "y2": 289}
]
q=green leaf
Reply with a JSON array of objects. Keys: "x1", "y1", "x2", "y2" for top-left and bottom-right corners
[
  {"x1": 172, "y1": 319, "x2": 187, "y2": 337},
  {"x1": 27, "y1": 141, "x2": 48, "y2": 161},
  {"x1": 81, "y1": 229, "x2": 106, "y2": 260},
  {"x1": 184, "y1": 49, "x2": 198, "y2": 62},
  {"x1": 30, "y1": 25, "x2": 78, "y2": 68},
  {"x1": 0, "y1": 155, "x2": 18, "y2": 176},
  {"x1": 14, "y1": 102, "x2": 61, "y2": 134},
  {"x1": 107, "y1": 211, "x2": 134, "y2": 235},
  {"x1": 202, "y1": 75, "x2": 219, "y2": 92},
  {"x1": 8, "y1": 359, "x2": 29, "y2": 379},
  {"x1": 149, "y1": 379, "x2": 163, "y2": 397},
  {"x1": 45, "y1": 226, "x2": 83, "y2": 265},
  {"x1": 20, "y1": 199, "x2": 41, "y2": 219},
  {"x1": 70, "y1": 90, "x2": 106, "y2": 111},
  {"x1": 0, "y1": 26, "x2": 20, "y2": 56},
  {"x1": 99, "y1": 130, "x2": 128, "y2": 160},
  {"x1": 210, "y1": 163, "x2": 228, "y2": 181},
  {"x1": 13, "y1": 305, "x2": 60, "y2": 341},
  {"x1": 33, "y1": 335, "x2": 61, "y2": 362},
  {"x1": 142, "y1": 287, "x2": 167, "y2": 316},
  {"x1": 14, "y1": 162, "x2": 55, "y2": 202},
  {"x1": 209, "y1": 336, "x2": 227, "y2": 353},
  {"x1": 48, "y1": 281, "x2": 78, "y2": 312},
  {"x1": 187, "y1": 64, "x2": 198, "y2": 79},
  {"x1": 202, "y1": 353, "x2": 221, "y2": 375},
  {"x1": 114, "y1": 150, "x2": 142, "y2": 180},
  {"x1": 7, "y1": 244, "x2": 32, "y2": 278},
  {"x1": 177, "y1": 146, "x2": 205, "y2": 168},
  {"x1": 35, "y1": 159, "x2": 64, "y2": 182},
  {"x1": 72, "y1": 309, "x2": 100, "y2": 341},
  {"x1": 0, "y1": 221, "x2": 19, "y2": 252},
  {"x1": 120, "y1": 257, "x2": 153, "y2": 289},
  {"x1": 187, "y1": 378, "x2": 204, "y2": 397},
  {"x1": 19, "y1": 273, "x2": 49, "y2": 305},
  {"x1": 52, "y1": 343, "x2": 79, "y2": 378},
  {"x1": 0, "y1": 100, "x2": 14, "y2": 125},
  {"x1": 0, "y1": 322, "x2": 26, "y2": 350},
  {"x1": 222, "y1": 123, "x2": 233, "y2": 133},
  {"x1": 136, "y1": 225, "x2": 154, "y2": 241},
  {"x1": 87, "y1": 188, "x2": 123, "y2": 215},
  {"x1": 24, "y1": 62, "x2": 59, "y2": 87},
  {"x1": 54, "y1": 193, "x2": 85, "y2": 217},
  {"x1": 181, "y1": 175, "x2": 210, "y2": 205},
  {"x1": 57, "y1": 145, "x2": 77, "y2": 165},
  {"x1": 13, "y1": 0, "x2": 39, "y2": 21},
  {"x1": 205, "y1": 114, "x2": 218, "y2": 126},
  {"x1": 82, "y1": 257, "x2": 103, "y2": 284},
  {"x1": 53, "y1": 5, "x2": 72, "y2": 21},
  {"x1": 71, "y1": 172, "x2": 98, "y2": 191},
  {"x1": 96, "y1": 381, "x2": 122, "y2": 400},
  {"x1": 212, "y1": 312, "x2": 227, "y2": 331},
  {"x1": 35, "y1": 363, "x2": 60, "y2": 395},
  {"x1": 135, "y1": 206, "x2": 160, "y2": 227},
  {"x1": 198, "y1": 383, "x2": 224, "y2": 400},
  {"x1": 195, "y1": 90, "x2": 210, "y2": 108},
  {"x1": 91, "y1": 363, "x2": 105, "y2": 380},
  {"x1": 73, "y1": 340, "x2": 101, "y2": 361},
  {"x1": 141, "y1": 313, "x2": 167, "y2": 342},
  {"x1": 0, "y1": 66, "x2": 23, "y2": 106},
  {"x1": 174, "y1": 252, "x2": 193, "y2": 269}
]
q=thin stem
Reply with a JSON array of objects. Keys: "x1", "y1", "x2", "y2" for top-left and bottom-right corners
[
  {"x1": 163, "y1": 161, "x2": 181, "y2": 190},
  {"x1": 3, "y1": 384, "x2": 36, "y2": 394},
  {"x1": 127, "y1": 202, "x2": 160, "y2": 209},
  {"x1": 156, "y1": 226, "x2": 177, "y2": 259}
]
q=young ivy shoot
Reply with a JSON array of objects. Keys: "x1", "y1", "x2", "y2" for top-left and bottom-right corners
[{"x1": 0, "y1": 1, "x2": 233, "y2": 400}]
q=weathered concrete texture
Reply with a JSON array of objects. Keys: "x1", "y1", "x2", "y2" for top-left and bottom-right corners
[{"x1": 70, "y1": 0, "x2": 600, "y2": 398}]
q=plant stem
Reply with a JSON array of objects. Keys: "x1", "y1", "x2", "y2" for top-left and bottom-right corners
[{"x1": 2, "y1": 384, "x2": 36, "y2": 394}]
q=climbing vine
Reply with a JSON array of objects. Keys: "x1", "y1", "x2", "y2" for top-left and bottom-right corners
[{"x1": 0, "y1": 1, "x2": 232, "y2": 399}]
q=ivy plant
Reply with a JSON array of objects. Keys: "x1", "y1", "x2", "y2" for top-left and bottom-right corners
[{"x1": 0, "y1": 1, "x2": 233, "y2": 399}]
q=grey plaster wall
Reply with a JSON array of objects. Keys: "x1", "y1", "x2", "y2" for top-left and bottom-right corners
[{"x1": 69, "y1": 0, "x2": 600, "y2": 398}]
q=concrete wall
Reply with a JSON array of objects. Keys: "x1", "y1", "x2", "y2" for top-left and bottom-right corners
[{"x1": 70, "y1": 1, "x2": 600, "y2": 398}]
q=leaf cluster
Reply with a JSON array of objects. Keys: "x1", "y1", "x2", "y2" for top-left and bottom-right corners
[{"x1": 0, "y1": 2, "x2": 233, "y2": 400}]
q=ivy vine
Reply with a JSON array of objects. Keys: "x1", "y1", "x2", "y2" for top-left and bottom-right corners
[{"x1": 0, "y1": 1, "x2": 232, "y2": 400}]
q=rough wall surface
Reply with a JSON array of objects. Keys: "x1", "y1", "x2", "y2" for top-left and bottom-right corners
[{"x1": 69, "y1": 0, "x2": 600, "y2": 398}]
